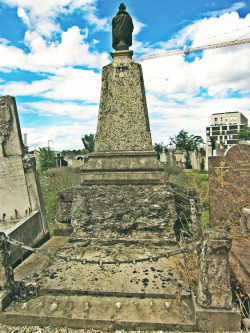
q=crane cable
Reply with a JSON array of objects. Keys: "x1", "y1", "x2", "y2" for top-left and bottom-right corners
[{"x1": 134, "y1": 37, "x2": 250, "y2": 62}]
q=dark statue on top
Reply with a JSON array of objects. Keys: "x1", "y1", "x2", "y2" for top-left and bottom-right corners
[{"x1": 112, "y1": 3, "x2": 134, "y2": 51}]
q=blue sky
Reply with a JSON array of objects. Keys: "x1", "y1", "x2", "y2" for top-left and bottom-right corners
[{"x1": 0, "y1": 0, "x2": 249, "y2": 151}]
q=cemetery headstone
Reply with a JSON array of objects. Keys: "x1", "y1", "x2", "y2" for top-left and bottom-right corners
[
  {"x1": 209, "y1": 144, "x2": 250, "y2": 226},
  {"x1": 0, "y1": 95, "x2": 49, "y2": 256}
]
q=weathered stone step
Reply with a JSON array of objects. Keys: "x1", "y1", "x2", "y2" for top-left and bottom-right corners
[
  {"x1": 14, "y1": 237, "x2": 190, "y2": 299},
  {"x1": 1, "y1": 294, "x2": 196, "y2": 331}
]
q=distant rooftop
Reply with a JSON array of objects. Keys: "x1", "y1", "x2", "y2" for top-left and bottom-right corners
[{"x1": 212, "y1": 111, "x2": 240, "y2": 115}]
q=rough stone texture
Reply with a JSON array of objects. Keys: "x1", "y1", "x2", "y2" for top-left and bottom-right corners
[
  {"x1": 0, "y1": 96, "x2": 48, "y2": 232},
  {"x1": 193, "y1": 293, "x2": 241, "y2": 332},
  {"x1": 23, "y1": 154, "x2": 48, "y2": 235},
  {"x1": 0, "y1": 232, "x2": 13, "y2": 291},
  {"x1": 95, "y1": 55, "x2": 152, "y2": 152},
  {"x1": 81, "y1": 52, "x2": 165, "y2": 185},
  {"x1": 240, "y1": 205, "x2": 250, "y2": 234},
  {"x1": 0, "y1": 155, "x2": 32, "y2": 220},
  {"x1": 1, "y1": 235, "x2": 239, "y2": 332},
  {"x1": 0, "y1": 95, "x2": 49, "y2": 264},
  {"x1": 71, "y1": 185, "x2": 176, "y2": 241},
  {"x1": 81, "y1": 151, "x2": 166, "y2": 185},
  {"x1": 0, "y1": 96, "x2": 23, "y2": 158},
  {"x1": 55, "y1": 184, "x2": 201, "y2": 242},
  {"x1": 54, "y1": 189, "x2": 74, "y2": 236},
  {"x1": 209, "y1": 144, "x2": 250, "y2": 226},
  {"x1": 5, "y1": 211, "x2": 47, "y2": 265},
  {"x1": 197, "y1": 229, "x2": 232, "y2": 309},
  {"x1": 9, "y1": 236, "x2": 196, "y2": 330}
]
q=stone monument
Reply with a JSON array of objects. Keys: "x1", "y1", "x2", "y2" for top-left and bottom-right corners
[
  {"x1": 81, "y1": 3, "x2": 165, "y2": 185},
  {"x1": 209, "y1": 144, "x2": 250, "y2": 226},
  {"x1": 55, "y1": 4, "x2": 200, "y2": 240},
  {"x1": 0, "y1": 5, "x2": 240, "y2": 332},
  {"x1": 0, "y1": 96, "x2": 49, "y2": 263}
]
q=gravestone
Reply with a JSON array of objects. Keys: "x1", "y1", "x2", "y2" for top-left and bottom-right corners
[
  {"x1": 209, "y1": 144, "x2": 250, "y2": 226},
  {"x1": 0, "y1": 95, "x2": 49, "y2": 262},
  {"x1": 0, "y1": 96, "x2": 31, "y2": 220}
]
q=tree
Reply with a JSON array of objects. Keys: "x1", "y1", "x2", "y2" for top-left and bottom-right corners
[
  {"x1": 170, "y1": 130, "x2": 205, "y2": 168},
  {"x1": 82, "y1": 133, "x2": 95, "y2": 162},
  {"x1": 38, "y1": 147, "x2": 57, "y2": 171},
  {"x1": 153, "y1": 142, "x2": 168, "y2": 160},
  {"x1": 238, "y1": 128, "x2": 250, "y2": 141},
  {"x1": 60, "y1": 149, "x2": 84, "y2": 157}
]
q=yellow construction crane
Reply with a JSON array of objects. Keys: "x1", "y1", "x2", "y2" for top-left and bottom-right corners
[{"x1": 134, "y1": 37, "x2": 250, "y2": 62}]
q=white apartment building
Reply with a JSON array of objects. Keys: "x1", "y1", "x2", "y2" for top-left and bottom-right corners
[{"x1": 205, "y1": 111, "x2": 249, "y2": 169}]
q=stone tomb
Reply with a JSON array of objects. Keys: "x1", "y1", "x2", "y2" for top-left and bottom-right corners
[
  {"x1": 0, "y1": 4, "x2": 241, "y2": 331},
  {"x1": 209, "y1": 144, "x2": 250, "y2": 226},
  {"x1": 0, "y1": 95, "x2": 49, "y2": 263}
]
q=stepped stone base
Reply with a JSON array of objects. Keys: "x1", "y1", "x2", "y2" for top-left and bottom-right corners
[
  {"x1": 0, "y1": 236, "x2": 241, "y2": 331},
  {"x1": 81, "y1": 151, "x2": 165, "y2": 185}
]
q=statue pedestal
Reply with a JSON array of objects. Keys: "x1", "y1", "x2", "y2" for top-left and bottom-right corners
[
  {"x1": 81, "y1": 50, "x2": 165, "y2": 185},
  {"x1": 81, "y1": 151, "x2": 165, "y2": 185}
]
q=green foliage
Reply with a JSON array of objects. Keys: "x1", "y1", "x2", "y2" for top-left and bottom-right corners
[
  {"x1": 164, "y1": 164, "x2": 182, "y2": 178},
  {"x1": 238, "y1": 128, "x2": 250, "y2": 141},
  {"x1": 167, "y1": 168, "x2": 210, "y2": 230},
  {"x1": 60, "y1": 149, "x2": 84, "y2": 157},
  {"x1": 38, "y1": 147, "x2": 57, "y2": 171},
  {"x1": 153, "y1": 142, "x2": 168, "y2": 160},
  {"x1": 82, "y1": 133, "x2": 95, "y2": 162},
  {"x1": 170, "y1": 130, "x2": 205, "y2": 168},
  {"x1": 39, "y1": 167, "x2": 81, "y2": 236},
  {"x1": 82, "y1": 133, "x2": 95, "y2": 153}
]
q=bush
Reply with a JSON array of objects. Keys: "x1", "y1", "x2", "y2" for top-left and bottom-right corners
[{"x1": 38, "y1": 147, "x2": 57, "y2": 171}]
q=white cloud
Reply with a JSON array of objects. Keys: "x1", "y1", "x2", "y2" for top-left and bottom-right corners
[
  {"x1": 136, "y1": 10, "x2": 250, "y2": 144},
  {"x1": 140, "y1": 11, "x2": 250, "y2": 101},
  {"x1": 3, "y1": 0, "x2": 108, "y2": 39},
  {"x1": 148, "y1": 96, "x2": 250, "y2": 144},
  {"x1": 0, "y1": 26, "x2": 109, "y2": 72},
  {"x1": 84, "y1": 10, "x2": 109, "y2": 31},
  {"x1": 17, "y1": 7, "x2": 30, "y2": 26},
  {"x1": 3, "y1": 0, "x2": 95, "y2": 16},
  {"x1": 132, "y1": 17, "x2": 146, "y2": 36},
  {"x1": 0, "y1": 67, "x2": 102, "y2": 103},
  {"x1": 206, "y1": 1, "x2": 246, "y2": 17},
  {"x1": 20, "y1": 101, "x2": 98, "y2": 120},
  {"x1": 22, "y1": 122, "x2": 97, "y2": 151},
  {"x1": 2, "y1": 2, "x2": 250, "y2": 151}
]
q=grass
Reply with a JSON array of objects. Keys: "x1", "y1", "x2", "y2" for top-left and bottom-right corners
[
  {"x1": 39, "y1": 167, "x2": 81, "y2": 236},
  {"x1": 166, "y1": 166, "x2": 210, "y2": 230}
]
